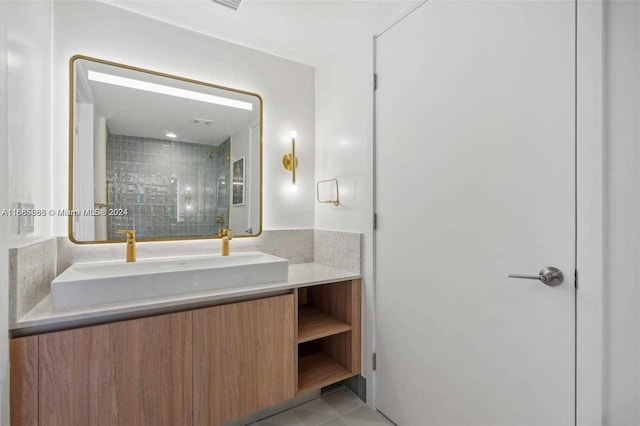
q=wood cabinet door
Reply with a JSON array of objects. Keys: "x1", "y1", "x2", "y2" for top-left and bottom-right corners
[
  {"x1": 38, "y1": 311, "x2": 192, "y2": 426},
  {"x1": 10, "y1": 336, "x2": 39, "y2": 426},
  {"x1": 193, "y1": 294, "x2": 295, "y2": 426}
]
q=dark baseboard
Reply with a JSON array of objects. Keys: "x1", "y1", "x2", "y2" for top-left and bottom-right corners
[{"x1": 341, "y1": 375, "x2": 366, "y2": 402}]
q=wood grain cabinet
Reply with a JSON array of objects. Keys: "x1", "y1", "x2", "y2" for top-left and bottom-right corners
[
  {"x1": 10, "y1": 281, "x2": 361, "y2": 426},
  {"x1": 296, "y1": 280, "x2": 361, "y2": 394},
  {"x1": 10, "y1": 336, "x2": 38, "y2": 426},
  {"x1": 193, "y1": 294, "x2": 295, "y2": 425},
  {"x1": 12, "y1": 311, "x2": 193, "y2": 426}
]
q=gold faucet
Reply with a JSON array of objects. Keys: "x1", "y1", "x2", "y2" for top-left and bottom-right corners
[
  {"x1": 116, "y1": 229, "x2": 137, "y2": 262},
  {"x1": 218, "y1": 228, "x2": 232, "y2": 256}
]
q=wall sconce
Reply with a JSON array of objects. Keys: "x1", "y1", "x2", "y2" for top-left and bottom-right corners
[{"x1": 282, "y1": 130, "x2": 299, "y2": 192}]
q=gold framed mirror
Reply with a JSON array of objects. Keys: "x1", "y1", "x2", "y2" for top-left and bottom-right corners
[{"x1": 69, "y1": 55, "x2": 262, "y2": 243}]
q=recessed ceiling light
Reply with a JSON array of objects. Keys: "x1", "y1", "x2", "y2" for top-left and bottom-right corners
[
  {"x1": 88, "y1": 71, "x2": 253, "y2": 111},
  {"x1": 166, "y1": 132, "x2": 177, "y2": 138}
]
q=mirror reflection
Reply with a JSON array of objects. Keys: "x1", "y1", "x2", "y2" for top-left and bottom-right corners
[{"x1": 70, "y1": 56, "x2": 262, "y2": 243}]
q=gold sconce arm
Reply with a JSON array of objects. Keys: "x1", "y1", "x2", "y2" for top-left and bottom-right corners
[{"x1": 282, "y1": 131, "x2": 299, "y2": 191}]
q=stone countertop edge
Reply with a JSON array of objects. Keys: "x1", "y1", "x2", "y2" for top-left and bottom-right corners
[{"x1": 10, "y1": 262, "x2": 361, "y2": 336}]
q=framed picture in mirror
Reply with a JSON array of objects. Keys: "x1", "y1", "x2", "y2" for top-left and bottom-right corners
[{"x1": 232, "y1": 157, "x2": 245, "y2": 206}]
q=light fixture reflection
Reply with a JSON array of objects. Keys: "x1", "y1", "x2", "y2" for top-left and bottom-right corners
[
  {"x1": 185, "y1": 187, "x2": 192, "y2": 208},
  {"x1": 88, "y1": 71, "x2": 253, "y2": 110}
]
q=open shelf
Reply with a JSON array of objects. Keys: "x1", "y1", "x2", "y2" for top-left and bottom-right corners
[
  {"x1": 297, "y1": 352, "x2": 352, "y2": 394},
  {"x1": 295, "y1": 280, "x2": 361, "y2": 395},
  {"x1": 297, "y1": 304, "x2": 352, "y2": 343}
]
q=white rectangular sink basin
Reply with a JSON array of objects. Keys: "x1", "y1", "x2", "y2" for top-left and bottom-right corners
[{"x1": 51, "y1": 252, "x2": 289, "y2": 310}]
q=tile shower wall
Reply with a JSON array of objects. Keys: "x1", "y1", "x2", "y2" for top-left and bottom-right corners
[{"x1": 106, "y1": 133, "x2": 230, "y2": 240}]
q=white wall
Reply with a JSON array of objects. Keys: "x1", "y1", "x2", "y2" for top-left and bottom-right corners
[
  {"x1": 315, "y1": 34, "x2": 371, "y2": 233},
  {"x1": 314, "y1": 33, "x2": 376, "y2": 402},
  {"x1": 51, "y1": 0, "x2": 315, "y2": 235},
  {"x1": 313, "y1": 5, "x2": 419, "y2": 407},
  {"x1": 5, "y1": 0, "x2": 53, "y2": 242},
  {"x1": 230, "y1": 122, "x2": 260, "y2": 235},
  {"x1": 0, "y1": 2, "x2": 9, "y2": 423},
  {"x1": 1, "y1": 1, "x2": 53, "y2": 422},
  {"x1": 575, "y1": 1, "x2": 605, "y2": 423},
  {"x1": 603, "y1": 1, "x2": 640, "y2": 424}
]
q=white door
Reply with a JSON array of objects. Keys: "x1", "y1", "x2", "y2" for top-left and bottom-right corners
[{"x1": 375, "y1": 1, "x2": 575, "y2": 425}]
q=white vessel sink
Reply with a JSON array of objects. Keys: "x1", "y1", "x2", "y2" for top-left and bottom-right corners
[{"x1": 51, "y1": 252, "x2": 289, "y2": 310}]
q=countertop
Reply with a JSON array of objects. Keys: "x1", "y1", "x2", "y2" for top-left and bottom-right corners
[{"x1": 11, "y1": 262, "x2": 360, "y2": 336}]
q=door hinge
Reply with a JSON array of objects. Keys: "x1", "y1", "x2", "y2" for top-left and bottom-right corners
[
  {"x1": 373, "y1": 213, "x2": 378, "y2": 230},
  {"x1": 574, "y1": 269, "x2": 578, "y2": 289},
  {"x1": 374, "y1": 73, "x2": 378, "y2": 91},
  {"x1": 372, "y1": 353, "x2": 377, "y2": 371}
]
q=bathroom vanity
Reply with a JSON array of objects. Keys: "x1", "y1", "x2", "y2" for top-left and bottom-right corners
[{"x1": 9, "y1": 263, "x2": 361, "y2": 426}]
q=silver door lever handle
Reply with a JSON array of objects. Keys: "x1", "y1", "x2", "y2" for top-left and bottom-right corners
[{"x1": 508, "y1": 267, "x2": 563, "y2": 286}]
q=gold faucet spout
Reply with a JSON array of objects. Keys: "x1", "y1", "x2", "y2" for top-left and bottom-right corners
[
  {"x1": 218, "y1": 228, "x2": 232, "y2": 256},
  {"x1": 116, "y1": 229, "x2": 137, "y2": 262}
]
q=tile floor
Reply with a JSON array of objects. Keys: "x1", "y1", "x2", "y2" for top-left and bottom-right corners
[{"x1": 250, "y1": 386, "x2": 395, "y2": 426}]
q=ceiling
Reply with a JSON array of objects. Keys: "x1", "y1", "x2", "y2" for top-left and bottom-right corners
[{"x1": 99, "y1": 0, "x2": 420, "y2": 67}]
